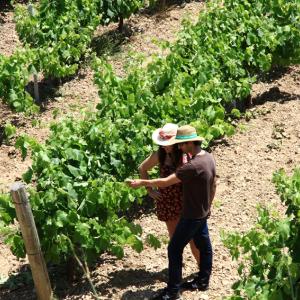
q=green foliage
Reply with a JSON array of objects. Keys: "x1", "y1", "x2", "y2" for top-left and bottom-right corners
[
  {"x1": 15, "y1": 0, "x2": 102, "y2": 78},
  {"x1": 223, "y1": 168, "x2": 300, "y2": 300},
  {"x1": 146, "y1": 233, "x2": 162, "y2": 250},
  {"x1": 15, "y1": 134, "x2": 42, "y2": 160},
  {"x1": 100, "y1": 0, "x2": 144, "y2": 26},
  {"x1": 3, "y1": 123, "x2": 17, "y2": 142},
  {"x1": 0, "y1": 0, "x2": 300, "y2": 264},
  {"x1": 0, "y1": 49, "x2": 39, "y2": 112},
  {"x1": 0, "y1": 194, "x2": 24, "y2": 258},
  {"x1": 2, "y1": 115, "x2": 149, "y2": 263},
  {"x1": 0, "y1": 194, "x2": 16, "y2": 225},
  {"x1": 273, "y1": 168, "x2": 300, "y2": 264}
]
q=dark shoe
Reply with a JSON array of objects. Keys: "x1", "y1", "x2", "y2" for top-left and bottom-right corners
[
  {"x1": 152, "y1": 288, "x2": 182, "y2": 300},
  {"x1": 180, "y1": 277, "x2": 209, "y2": 291}
]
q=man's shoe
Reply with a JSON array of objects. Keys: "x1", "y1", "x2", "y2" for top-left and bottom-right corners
[
  {"x1": 152, "y1": 288, "x2": 182, "y2": 300},
  {"x1": 180, "y1": 277, "x2": 209, "y2": 291}
]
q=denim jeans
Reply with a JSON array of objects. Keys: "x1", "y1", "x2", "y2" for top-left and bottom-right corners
[{"x1": 167, "y1": 217, "x2": 212, "y2": 292}]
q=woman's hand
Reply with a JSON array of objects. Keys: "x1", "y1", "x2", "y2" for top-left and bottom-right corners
[{"x1": 148, "y1": 189, "x2": 162, "y2": 201}]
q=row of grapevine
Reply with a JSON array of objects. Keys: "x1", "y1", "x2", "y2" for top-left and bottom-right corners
[
  {"x1": 0, "y1": 48, "x2": 38, "y2": 112},
  {"x1": 0, "y1": 0, "x2": 144, "y2": 112},
  {"x1": 224, "y1": 168, "x2": 300, "y2": 300},
  {"x1": 15, "y1": 0, "x2": 102, "y2": 78},
  {"x1": 0, "y1": 0, "x2": 299, "y2": 264},
  {"x1": 94, "y1": 0, "x2": 300, "y2": 144}
]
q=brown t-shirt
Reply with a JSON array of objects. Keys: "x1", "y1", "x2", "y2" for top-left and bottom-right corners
[{"x1": 176, "y1": 151, "x2": 216, "y2": 219}]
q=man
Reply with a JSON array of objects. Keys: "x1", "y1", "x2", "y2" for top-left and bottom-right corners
[{"x1": 127, "y1": 125, "x2": 216, "y2": 300}]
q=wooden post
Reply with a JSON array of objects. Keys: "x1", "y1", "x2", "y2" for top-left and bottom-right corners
[
  {"x1": 28, "y1": 4, "x2": 40, "y2": 104},
  {"x1": 118, "y1": 15, "x2": 124, "y2": 32},
  {"x1": 28, "y1": 4, "x2": 35, "y2": 16},
  {"x1": 10, "y1": 183, "x2": 53, "y2": 300},
  {"x1": 33, "y1": 73, "x2": 40, "y2": 104}
]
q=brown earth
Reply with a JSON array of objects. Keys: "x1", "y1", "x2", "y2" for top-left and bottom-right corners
[{"x1": 0, "y1": 1, "x2": 300, "y2": 300}]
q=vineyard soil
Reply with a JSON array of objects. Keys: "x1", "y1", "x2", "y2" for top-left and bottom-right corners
[{"x1": 0, "y1": 2, "x2": 300, "y2": 300}]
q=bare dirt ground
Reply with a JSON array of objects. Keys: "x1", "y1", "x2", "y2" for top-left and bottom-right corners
[{"x1": 0, "y1": 1, "x2": 300, "y2": 300}]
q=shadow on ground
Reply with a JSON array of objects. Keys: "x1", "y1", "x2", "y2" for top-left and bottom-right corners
[
  {"x1": 0, "y1": 263, "x2": 168, "y2": 299},
  {"x1": 0, "y1": 264, "x2": 35, "y2": 300},
  {"x1": 252, "y1": 86, "x2": 299, "y2": 106},
  {"x1": 257, "y1": 65, "x2": 291, "y2": 83},
  {"x1": 140, "y1": 0, "x2": 202, "y2": 16},
  {"x1": 92, "y1": 23, "x2": 139, "y2": 58},
  {"x1": 0, "y1": 0, "x2": 32, "y2": 16},
  {"x1": 26, "y1": 77, "x2": 63, "y2": 111},
  {"x1": 0, "y1": 1, "x2": 13, "y2": 16},
  {"x1": 95, "y1": 267, "x2": 168, "y2": 300}
]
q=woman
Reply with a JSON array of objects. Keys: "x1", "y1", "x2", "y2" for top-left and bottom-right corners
[{"x1": 139, "y1": 123, "x2": 200, "y2": 264}]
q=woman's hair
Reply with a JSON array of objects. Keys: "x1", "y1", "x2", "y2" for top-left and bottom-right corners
[{"x1": 158, "y1": 146, "x2": 183, "y2": 169}]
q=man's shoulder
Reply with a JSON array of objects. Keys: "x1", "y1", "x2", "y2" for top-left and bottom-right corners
[
  {"x1": 192, "y1": 151, "x2": 216, "y2": 170},
  {"x1": 198, "y1": 151, "x2": 214, "y2": 159},
  {"x1": 192, "y1": 151, "x2": 212, "y2": 162}
]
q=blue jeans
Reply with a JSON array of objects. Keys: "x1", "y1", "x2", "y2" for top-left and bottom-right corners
[{"x1": 167, "y1": 217, "x2": 212, "y2": 292}]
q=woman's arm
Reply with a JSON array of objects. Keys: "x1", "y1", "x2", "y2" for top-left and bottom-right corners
[
  {"x1": 139, "y1": 152, "x2": 159, "y2": 179},
  {"x1": 138, "y1": 152, "x2": 161, "y2": 200}
]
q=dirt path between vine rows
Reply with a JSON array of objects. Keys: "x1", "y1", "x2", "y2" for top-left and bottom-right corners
[{"x1": 1, "y1": 1, "x2": 300, "y2": 300}]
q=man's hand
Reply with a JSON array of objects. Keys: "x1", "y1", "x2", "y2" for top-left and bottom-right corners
[
  {"x1": 125, "y1": 179, "x2": 144, "y2": 188},
  {"x1": 126, "y1": 174, "x2": 180, "y2": 189}
]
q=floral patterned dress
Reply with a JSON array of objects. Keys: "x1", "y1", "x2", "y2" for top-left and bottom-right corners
[{"x1": 156, "y1": 163, "x2": 183, "y2": 221}]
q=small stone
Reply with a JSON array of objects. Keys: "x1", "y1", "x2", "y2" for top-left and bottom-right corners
[
  {"x1": 222, "y1": 280, "x2": 231, "y2": 286},
  {"x1": 8, "y1": 147, "x2": 16, "y2": 158}
]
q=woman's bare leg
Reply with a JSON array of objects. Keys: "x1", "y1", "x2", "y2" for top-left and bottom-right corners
[
  {"x1": 166, "y1": 218, "x2": 200, "y2": 265},
  {"x1": 166, "y1": 218, "x2": 179, "y2": 238},
  {"x1": 189, "y1": 239, "x2": 200, "y2": 265}
]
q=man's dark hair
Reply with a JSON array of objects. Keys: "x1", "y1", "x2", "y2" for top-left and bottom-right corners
[
  {"x1": 193, "y1": 141, "x2": 202, "y2": 146},
  {"x1": 158, "y1": 146, "x2": 183, "y2": 168}
]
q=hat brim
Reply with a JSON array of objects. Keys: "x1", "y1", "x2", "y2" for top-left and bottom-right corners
[
  {"x1": 152, "y1": 128, "x2": 176, "y2": 146},
  {"x1": 167, "y1": 136, "x2": 204, "y2": 145}
]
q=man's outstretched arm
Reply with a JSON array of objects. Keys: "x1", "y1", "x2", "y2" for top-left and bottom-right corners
[{"x1": 126, "y1": 173, "x2": 181, "y2": 189}]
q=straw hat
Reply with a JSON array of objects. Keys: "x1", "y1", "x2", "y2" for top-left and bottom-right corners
[
  {"x1": 169, "y1": 125, "x2": 204, "y2": 144},
  {"x1": 152, "y1": 123, "x2": 178, "y2": 146}
]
